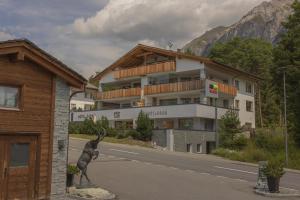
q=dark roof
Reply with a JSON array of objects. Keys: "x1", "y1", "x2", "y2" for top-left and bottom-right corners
[
  {"x1": 92, "y1": 44, "x2": 261, "y2": 81},
  {"x1": 0, "y1": 39, "x2": 87, "y2": 88}
]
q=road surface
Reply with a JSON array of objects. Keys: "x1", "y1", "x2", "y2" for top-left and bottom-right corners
[{"x1": 69, "y1": 138, "x2": 300, "y2": 200}]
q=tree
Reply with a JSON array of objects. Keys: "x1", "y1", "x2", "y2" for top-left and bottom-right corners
[
  {"x1": 219, "y1": 110, "x2": 246, "y2": 150},
  {"x1": 209, "y1": 37, "x2": 280, "y2": 127},
  {"x1": 136, "y1": 111, "x2": 153, "y2": 141},
  {"x1": 273, "y1": 0, "x2": 300, "y2": 146}
]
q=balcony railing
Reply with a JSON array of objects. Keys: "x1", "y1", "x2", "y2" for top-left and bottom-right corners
[
  {"x1": 217, "y1": 82, "x2": 237, "y2": 96},
  {"x1": 96, "y1": 87, "x2": 141, "y2": 100},
  {"x1": 114, "y1": 61, "x2": 176, "y2": 79},
  {"x1": 144, "y1": 80, "x2": 204, "y2": 95}
]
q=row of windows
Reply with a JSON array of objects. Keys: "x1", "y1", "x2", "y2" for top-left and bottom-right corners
[
  {"x1": 235, "y1": 99, "x2": 253, "y2": 112},
  {"x1": 234, "y1": 80, "x2": 253, "y2": 94}
]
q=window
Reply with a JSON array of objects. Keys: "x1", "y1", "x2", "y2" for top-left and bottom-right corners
[
  {"x1": 186, "y1": 144, "x2": 192, "y2": 153},
  {"x1": 246, "y1": 82, "x2": 252, "y2": 93},
  {"x1": 115, "y1": 121, "x2": 133, "y2": 129},
  {"x1": 235, "y1": 80, "x2": 240, "y2": 90},
  {"x1": 235, "y1": 100, "x2": 240, "y2": 109},
  {"x1": 179, "y1": 118, "x2": 193, "y2": 130},
  {"x1": 71, "y1": 104, "x2": 76, "y2": 111},
  {"x1": 84, "y1": 104, "x2": 92, "y2": 111},
  {"x1": 180, "y1": 98, "x2": 192, "y2": 104},
  {"x1": 10, "y1": 143, "x2": 30, "y2": 167},
  {"x1": 223, "y1": 99, "x2": 229, "y2": 108},
  {"x1": 194, "y1": 98, "x2": 200, "y2": 104},
  {"x1": 0, "y1": 85, "x2": 19, "y2": 109},
  {"x1": 223, "y1": 79, "x2": 229, "y2": 84},
  {"x1": 246, "y1": 101, "x2": 253, "y2": 112},
  {"x1": 197, "y1": 144, "x2": 202, "y2": 153},
  {"x1": 159, "y1": 99, "x2": 177, "y2": 106},
  {"x1": 181, "y1": 77, "x2": 191, "y2": 82},
  {"x1": 204, "y1": 119, "x2": 214, "y2": 131}
]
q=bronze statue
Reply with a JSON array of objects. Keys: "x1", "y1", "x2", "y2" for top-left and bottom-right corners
[{"x1": 77, "y1": 128, "x2": 106, "y2": 187}]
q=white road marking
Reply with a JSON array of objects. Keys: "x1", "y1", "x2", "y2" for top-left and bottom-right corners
[
  {"x1": 109, "y1": 148, "x2": 140, "y2": 155},
  {"x1": 234, "y1": 178, "x2": 248, "y2": 182},
  {"x1": 214, "y1": 166, "x2": 257, "y2": 175},
  {"x1": 217, "y1": 175, "x2": 227, "y2": 179},
  {"x1": 200, "y1": 172, "x2": 211, "y2": 175},
  {"x1": 169, "y1": 167, "x2": 179, "y2": 170},
  {"x1": 185, "y1": 169, "x2": 195, "y2": 173}
]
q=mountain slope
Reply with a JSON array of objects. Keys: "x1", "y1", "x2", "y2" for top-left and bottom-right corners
[{"x1": 183, "y1": 0, "x2": 293, "y2": 56}]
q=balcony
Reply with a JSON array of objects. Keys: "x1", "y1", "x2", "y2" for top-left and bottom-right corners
[
  {"x1": 114, "y1": 61, "x2": 176, "y2": 79},
  {"x1": 96, "y1": 87, "x2": 141, "y2": 100},
  {"x1": 217, "y1": 82, "x2": 237, "y2": 96},
  {"x1": 144, "y1": 80, "x2": 204, "y2": 95}
]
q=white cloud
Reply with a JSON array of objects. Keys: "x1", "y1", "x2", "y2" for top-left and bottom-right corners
[
  {"x1": 0, "y1": 31, "x2": 13, "y2": 41},
  {"x1": 73, "y1": 0, "x2": 266, "y2": 47}
]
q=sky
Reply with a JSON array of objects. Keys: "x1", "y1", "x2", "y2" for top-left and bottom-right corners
[{"x1": 0, "y1": 0, "x2": 267, "y2": 78}]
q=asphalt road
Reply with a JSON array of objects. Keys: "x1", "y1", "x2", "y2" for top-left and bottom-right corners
[{"x1": 69, "y1": 138, "x2": 300, "y2": 200}]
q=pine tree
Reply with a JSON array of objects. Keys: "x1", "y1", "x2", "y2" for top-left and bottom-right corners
[
  {"x1": 273, "y1": 0, "x2": 300, "y2": 146},
  {"x1": 136, "y1": 111, "x2": 153, "y2": 141},
  {"x1": 209, "y1": 38, "x2": 280, "y2": 127}
]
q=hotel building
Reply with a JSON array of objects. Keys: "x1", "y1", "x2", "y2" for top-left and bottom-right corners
[{"x1": 72, "y1": 44, "x2": 259, "y2": 153}]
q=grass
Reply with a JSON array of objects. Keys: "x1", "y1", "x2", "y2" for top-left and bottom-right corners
[
  {"x1": 69, "y1": 134, "x2": 152, "y2": 148},
  {"x1": 213, "y1": 140, "x2": 300, "y2": 170}
]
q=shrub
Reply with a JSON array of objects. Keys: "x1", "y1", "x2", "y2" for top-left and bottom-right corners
[
  {"x1": 106, "y1": 128, "x2": 118, "y2": 137},
  {"x1": 67, "y1": 164, "x2": 80, "y2": 175},
  {"x1": 68, "y1": 122, "x2": 82, "y2": 134},
  {"x1": 263, "y1": 158, "x2": 285, "y2": 178},
  {"x1": 126, "y1": 129, "x2": 140, "y2": 139},
  {"x1": 219, "y1": 110, "x2": 242, "y2": 149},
  {"x1": 136, "y1": 111, "x2": 153, "y2": 141},
  {"x1": 232, "y1": 135, "x2": 248, "y2": 150}
]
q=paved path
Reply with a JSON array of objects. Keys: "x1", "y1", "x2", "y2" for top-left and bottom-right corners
[{"x1": 69, "y1": 138, "x2": 300, "y2": 200}]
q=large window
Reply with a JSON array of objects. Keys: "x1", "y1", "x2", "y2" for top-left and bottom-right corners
[
  {"x1": 0, "y1": 85, "x2": 19, "y2": 109},
  {"x1": 159, "y1": 99, "x2": 177, "y2": 106},
  {"x1": 178, "y1": 118, "x2": 193, "y2": 130}
]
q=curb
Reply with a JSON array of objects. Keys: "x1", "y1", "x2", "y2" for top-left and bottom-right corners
[
  {"x1": 254, "y1": 189, "x2": 300, "y2": 198},
  {"x1": 227, "y1": 159, "x2": 300, "y2": 174}
]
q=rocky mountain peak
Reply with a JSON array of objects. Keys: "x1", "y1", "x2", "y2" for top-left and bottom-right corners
[{"x1": 183, "y1": 0, "x2": 294, "y2": 56}]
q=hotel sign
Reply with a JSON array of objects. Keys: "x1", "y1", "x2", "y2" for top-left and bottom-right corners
[{"x1": 205, "y1": 79, "x2": 219, "y2": 98}]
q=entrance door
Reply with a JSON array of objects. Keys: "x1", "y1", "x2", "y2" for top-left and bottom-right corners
[{"x1": 0, "y1": 135, "x2": 37, "y2": 200}]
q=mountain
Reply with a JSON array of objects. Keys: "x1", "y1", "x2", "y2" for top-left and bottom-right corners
[{"x1": 183, "y1": 0, "x2": 294, "y2": 56}]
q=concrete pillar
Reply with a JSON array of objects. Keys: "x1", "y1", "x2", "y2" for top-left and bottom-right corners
[{"x1": 166, "y1": 129, "x2": 174, "y2": 152}]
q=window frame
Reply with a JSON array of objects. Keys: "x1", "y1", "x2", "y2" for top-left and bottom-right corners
[
  {"x1": 0, "y1": 83, "x2": 24, "y2": 111},
  {"x1": 246, "y1": 82, "x2": 252, "y2": 94},
  {"x1": 246, "y1": 100, "x2": 253, "y2": 112}
]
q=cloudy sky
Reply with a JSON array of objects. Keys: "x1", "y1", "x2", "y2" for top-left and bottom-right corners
[{"x1": 0, "y1": 0, "x2": 267, "y2": 78}]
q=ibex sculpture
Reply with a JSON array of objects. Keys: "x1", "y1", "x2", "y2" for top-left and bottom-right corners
[{"x1": 77, "y1": 128, "x2": 106, "y2": 186}]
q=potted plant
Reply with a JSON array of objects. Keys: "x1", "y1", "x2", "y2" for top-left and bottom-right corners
[
  {"x1": 262, "y1": 158, "x2": 285, "y2": 193},
  {"x1": 67, "y1": 164, "x2": 80, "y2": 187}
]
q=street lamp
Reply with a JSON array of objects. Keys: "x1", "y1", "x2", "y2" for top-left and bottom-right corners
[{"x1": 283, "y1": 70, "x2": 288, "y2": 166}]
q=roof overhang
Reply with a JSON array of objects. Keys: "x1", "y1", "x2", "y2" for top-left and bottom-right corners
[
  {"x1": 0, "y1": 39, "x2": 87, "y2": 89},
  {"x1": 92, "y1": 44, "x2": 261, "y2": 82}
]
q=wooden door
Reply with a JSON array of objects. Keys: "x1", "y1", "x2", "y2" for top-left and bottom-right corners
[
  {"x1": 0, "y1": 137, "x2": 6, "y2": 200},
  {"x1": 0, "y1": 135, "x2": 37, "y2": 200}
]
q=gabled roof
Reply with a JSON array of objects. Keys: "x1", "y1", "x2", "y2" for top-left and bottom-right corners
[
  {"x1": 92, "y1": 44, "x2": 261, "y2": 81},
  {"x1": 0, "y1": 39, "x2": 87, "y2": 89}
]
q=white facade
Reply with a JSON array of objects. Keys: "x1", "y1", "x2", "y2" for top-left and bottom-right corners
[{"x1": 72, "y1": 46, "x2": 257, "y2": 132}]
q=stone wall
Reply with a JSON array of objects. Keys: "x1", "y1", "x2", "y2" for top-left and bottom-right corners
[
  {"x1": 51, "y1": 77, "x2": 70, "y2": 199},
  {"x1": 152, "y1": 130, "x2": 167, "y2": 148}
]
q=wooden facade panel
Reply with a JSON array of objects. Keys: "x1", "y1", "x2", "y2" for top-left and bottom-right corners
[
  {"x1": 114, "y1": 61, "x2": 176, "y2": 79},
  {"x1": 97, "y1": 87, "x2": 141, "y2": 100},
  {"x1": 144, "y1": 80, "x2": 204, "y2": 95},
  {"x1": 0, "y1": 55, "x2": 53, "y2": 199}
]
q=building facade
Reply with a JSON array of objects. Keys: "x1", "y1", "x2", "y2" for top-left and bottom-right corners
[
  {"x1": 72, "y1": 44, "x2": 259, "y2": 153},
  {"x1": 0, "y1": 39, "x2": 86, "y2": 200},
  {"x1": 70, "y1": 83, "x2": 98, "y2": 111}
]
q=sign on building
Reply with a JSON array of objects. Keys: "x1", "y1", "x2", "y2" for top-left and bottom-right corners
[{"x1": 205, "y1": 79, "x2": 219, "y2": 98}]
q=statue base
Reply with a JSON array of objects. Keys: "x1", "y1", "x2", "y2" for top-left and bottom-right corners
[{"x1": 68, "y1": 186, "x2": 116, "y2": 200}]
